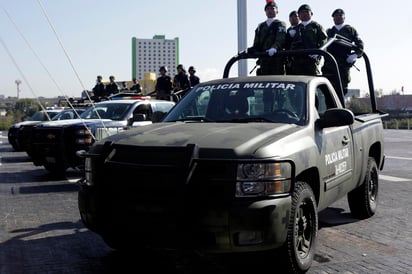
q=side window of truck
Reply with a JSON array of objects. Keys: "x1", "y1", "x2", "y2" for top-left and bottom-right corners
[
  {"x1": 134, "y1": 104, "x2": 152, "y2": 120},
  {"x1": 315, "y1": 84, "x2": 337, "y2": 116}
]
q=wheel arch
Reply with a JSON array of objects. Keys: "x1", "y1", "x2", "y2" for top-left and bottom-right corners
[
  {"x1": 296, "y1": 167, "x2": 320, "y2": 206},
  {"x1": 369, "y1": 141, "x2": 383, "y2": 169}
]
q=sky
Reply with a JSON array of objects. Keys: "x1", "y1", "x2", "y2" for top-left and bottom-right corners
[{"x1": 0, "y1": 0, "x2": 411, "y2": 99}]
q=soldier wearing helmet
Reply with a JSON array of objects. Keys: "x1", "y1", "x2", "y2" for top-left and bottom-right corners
[
  {"x1": 289, "y1": 4, "x2": 327, "y2": 75},
  {"x1": 92, "y1": 75, "x2": 105, "y2": 102},
  {"x1": 173, "y1": 64, "x2": 191, "y2": 92},
  {"x1": 155, "y1": 66, "x2": 173, "y2": 101},
  {"x1": 321, "y1": 8, "x2": 364, "y2": 95},
  {"x1": 105, "y1": 75, "x2": 119, "y2": 97},
  {"x1": 188, "y1": 66, "x2": 200, "y2": 87},
  {"x1": 249, "y1": 1, "x2": 287, "y2": 75}
]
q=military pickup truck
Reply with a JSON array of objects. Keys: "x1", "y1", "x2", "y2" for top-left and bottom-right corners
[
  {"x1": 30, "y1": 97, "x2": 175, "y2": 176},
  {"x1": 7, "y1": 108, "x2": 64, "y2": 151},
  {"x1": 78, "y1": 40, "x2": 386, "y2": 273}
]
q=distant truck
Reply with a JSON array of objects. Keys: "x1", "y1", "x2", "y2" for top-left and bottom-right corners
[
  {"x1": 17, "y1": 108, "x2": 86, "y2": 158},
  {"x1": 30, "y1": 96, "x2": 175, "y2": 176},
  {"x1": 78, "y1": 39, "x2": 386, "y2": 273},
  {"x1": 7, "y1": 109, "x2": 64, "y2": 151}
]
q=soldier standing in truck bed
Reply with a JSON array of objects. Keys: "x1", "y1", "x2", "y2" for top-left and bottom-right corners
[
  {"x1": 105, "y1": 75, "x2": 119, "y2": 97},
  {"x1": 285, "y1": 10, "x2": 300, "y2": 74},
  {"x1": 321, "y1": 8, "x2": 364, "y2": 95},
  {"x1": 250, "y1": 1, "x2": 287, "y2": 75},
  {"x1": 289, "y1": 4, "x2": 327, "y2": 76},
  {"x1": 92, "y1": 75, "x2": 105, "y2": 102},
  {"x1": 155, "y1": 66, "x2": 173, "y2": 101},
  {"x1": 130, "y1": 78, "x2": 142, "y2": 94}
]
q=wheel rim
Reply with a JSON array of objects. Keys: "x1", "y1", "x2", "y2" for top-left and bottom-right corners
[
  {"x1": 294, "y1": 199, "x2": 314, "y2": 259},
  {"x1": 368, "y1": 167, "x2": 378, "y2": 207}
]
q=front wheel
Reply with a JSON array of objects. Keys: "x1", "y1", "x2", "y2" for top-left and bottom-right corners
[
  {"x1": 44, "y1": 162, "x2": 67, "y2": 178},
  {"x1": 282, "y1": 181, "x2": 318, "y2": 273},
  {"x1": 347, "y1": 157, "x2": 379, "y2": 219}
]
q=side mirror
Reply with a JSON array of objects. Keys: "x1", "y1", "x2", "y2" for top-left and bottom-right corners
[
  {"x1": 316, "y1": 108, "x2": 354, "y2": 129},
  {"x1": 133, "y1": 113, "x2": 146, "y2": 121},
  {"x1": 127, "y1": 114, "x2": 146, "y2": 126}
]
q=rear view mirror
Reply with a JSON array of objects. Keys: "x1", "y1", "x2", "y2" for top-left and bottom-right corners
[{"x1": 316, "y1": 108, "x2": 354, "y2": 129}]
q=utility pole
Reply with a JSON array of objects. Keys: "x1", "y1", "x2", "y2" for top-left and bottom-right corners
[
  {"x1": 237, "y1": 0, "x2": 247, "y2": 77},
  {"x1": 15, "y1": 79, "x2": 22, "y2": 99}
]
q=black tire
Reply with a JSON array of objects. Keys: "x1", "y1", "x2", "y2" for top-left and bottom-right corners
[
  {"x1": 283, "y1": 181, "x2": 318, "y2": 273},
  {"x1": 102, "y1": 233, "x2": 122, "y2": 250},
  {"x1": 102, "y1": 231, "x2": 145, "y2": 251},
  {"x1": 347, "y1": 157, "x2": 378, "y2": 219},
  {"x1": 9, "y1": 138, "x2": 22, "y2": 151},
  {"x1": 44, "y1": 162, "x2": 67, "y2": 177}
]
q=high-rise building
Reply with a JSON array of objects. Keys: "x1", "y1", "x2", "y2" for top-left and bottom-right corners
[{"x1": 132, "y1": 35, "x2": 179, "y2": 81}]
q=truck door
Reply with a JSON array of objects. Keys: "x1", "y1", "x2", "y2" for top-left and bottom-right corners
[{"x1": 315, "y1": 85, "x2": 354, "y2": 203}]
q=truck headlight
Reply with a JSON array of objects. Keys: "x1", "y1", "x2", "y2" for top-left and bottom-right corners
[
  {"x1": 235, "y1": 161, "x2": 294, "y2": 197},
  {"x1": 76, "y1": 128, "x2": 93, "y2": 144}
]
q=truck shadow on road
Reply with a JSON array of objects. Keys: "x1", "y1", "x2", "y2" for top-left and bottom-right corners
[
  {"x1": 0, "y1": 220, "x2": 111, "y2": 273},
  {"x1": 318, "y1": 206, "x2": 361, "y2": 228},
  {"x1": 0, "y1": 212, "x2": 363, "y2": 274}
]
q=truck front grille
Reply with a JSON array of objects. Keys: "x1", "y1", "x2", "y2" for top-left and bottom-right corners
[
  {"x1": 32, "y1": 127, "x2": 63, "y2": 144},
  {"x1": 98, "y1": 144, "x2": 237, "y2": 247}
]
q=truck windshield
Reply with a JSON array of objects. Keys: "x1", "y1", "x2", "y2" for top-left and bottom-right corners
[
  {"x1": 164, "y1": 81, "x2": 307, "y2": 125},
  {"x1": 80, "y1": 102, "x2": 133, "y2": 121}
]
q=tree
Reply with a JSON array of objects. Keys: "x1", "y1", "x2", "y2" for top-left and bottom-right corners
[{"x1": 14, "y1": 99, "x2": 41, "y2": 117}]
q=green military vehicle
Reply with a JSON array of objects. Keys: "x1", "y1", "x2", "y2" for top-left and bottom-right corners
[{"x1": 78, "y1": 38, "x2": 386, "y2": 273}]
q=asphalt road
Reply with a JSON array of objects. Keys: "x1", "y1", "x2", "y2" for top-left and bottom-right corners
[{"x1": 0, "y1": 129, "x2": 411, "y2": 274}]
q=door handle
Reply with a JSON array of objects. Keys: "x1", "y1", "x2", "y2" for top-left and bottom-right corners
[{"x1": 342, "y1": 135, "x2": 350, "y2": 145}]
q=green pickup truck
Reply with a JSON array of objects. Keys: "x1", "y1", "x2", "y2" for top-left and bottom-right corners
[{"x1": 78, "y1": 40, "x2": 386, "y2": 273}]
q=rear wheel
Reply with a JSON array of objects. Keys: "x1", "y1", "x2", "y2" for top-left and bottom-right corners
[
  {"x1": 348, "y1": 157, "x2": 378, "y2": 219},
  {"x1": 44, "y1": 162, "x2": 67, "y2": 177},
  {"x1": 282, "y1": 181, "x2": 318, "y2": 273}
]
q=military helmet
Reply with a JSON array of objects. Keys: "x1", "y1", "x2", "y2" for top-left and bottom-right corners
[
  {"x1": 332, "y1": 8, "x2": 345, "y2": 17},
  {"x1": 264, "y1": 1, "x2": 278, "y2": 10},
  {"x1": 289, "y1": 10, "x2": 298, "y2": 18},
  {"x1": 188, "y1": 66, "x2": 196, "y2": 72},
  {"x1": 159, "y1": 66, "x2": 168, "y2": 72},
  {"x1": 298, "y1": 4, "x2": 311, "y2": 13}
]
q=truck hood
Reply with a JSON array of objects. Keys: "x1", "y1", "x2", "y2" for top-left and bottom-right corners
[
  {"x1": 10, "y1": 120, "x2": 43, "y2": 128},
  {"x1": 104, "y1": 122, "x2": 301, "y2": 158},
  {"x1": 35, "y1": 119, "x2": 123, "y2": 128}
]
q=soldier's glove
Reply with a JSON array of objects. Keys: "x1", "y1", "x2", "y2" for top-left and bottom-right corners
[
  {"x1": 266, "y1": 48, "x2": 277, "y2": 56},
  {"x1": 346, "y1": 53, "x2": 358, "y2": 63},
  {"x1": 288, "y1": 29, "x2": 296, "y2": 38},
  {"x1": 309, "y1": 54, "x2": 318, "y2": 60}
]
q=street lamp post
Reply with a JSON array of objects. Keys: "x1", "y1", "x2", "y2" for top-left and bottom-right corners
[
  {"x1": 15, "y1": 79, "x2": 21, "y2": 99},
  {"x1": 237, "y1": 0, "x2": 247, "y2": 77}
]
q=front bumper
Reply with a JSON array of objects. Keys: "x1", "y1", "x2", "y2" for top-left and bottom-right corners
[{"x1": 78, "y1": 182, "x2": 292, "y2": 253}]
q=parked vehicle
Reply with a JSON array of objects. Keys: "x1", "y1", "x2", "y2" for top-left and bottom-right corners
[
  {"x1": 18, "y1": 108, "x2": 86, "y2": 158},
  {"x1": 78, "y1": 39, "x2": 386, "y2": 273},
  {"x1": 7, "y1": 109, "x2": 64, "y2": 151},
  {"x1": 30, "y1": 98, "x2": 175, "y2": 176}
]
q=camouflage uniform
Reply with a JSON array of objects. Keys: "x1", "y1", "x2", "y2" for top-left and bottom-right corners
[
  {"x1": 321, "y1": 9, "x2": 364, "y2": 95},
  {"x1": 289, "y1": 21, "x2": 327, "y2": 75},
  {"x1": 288, "y1": 5, "x2": 327, "y2": 76},
  {"x1": 285, "y1": 10, "x2": 300, "y2": 74},
  {"x1": 251, "y1": 4, "x2": 287, "y2": 76}
]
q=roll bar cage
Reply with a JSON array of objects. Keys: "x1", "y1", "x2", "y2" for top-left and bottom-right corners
[{"x1": 223, "y1": 35, "x2": 378, "y2": 112}]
